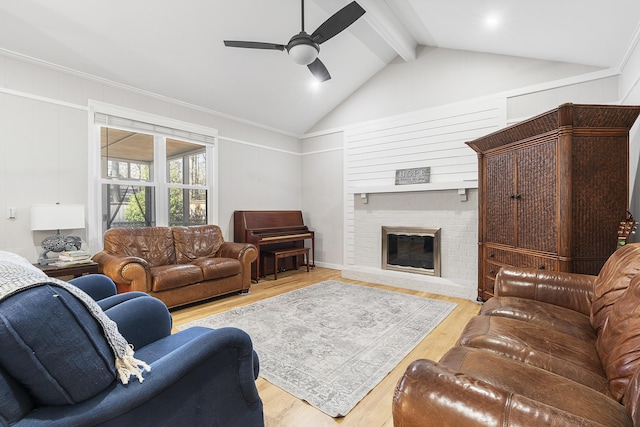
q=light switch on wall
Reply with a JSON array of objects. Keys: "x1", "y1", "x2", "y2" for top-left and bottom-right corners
[{"x1": 7, "y1": 207, "x2": 16, "y2": 219}]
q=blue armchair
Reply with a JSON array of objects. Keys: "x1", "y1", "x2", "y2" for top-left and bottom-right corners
[{"x1": 0, "y1": 273, "x2": 264, "y2": 427}]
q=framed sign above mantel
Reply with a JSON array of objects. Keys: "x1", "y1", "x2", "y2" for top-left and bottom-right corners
[{"x1": 395, "y1": 167, "x2": 430, "y2": 185}]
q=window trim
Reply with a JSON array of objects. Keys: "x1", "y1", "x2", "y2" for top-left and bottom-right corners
[{"x1": 87, "y1": 100, "x2": 219, "y2": 254}]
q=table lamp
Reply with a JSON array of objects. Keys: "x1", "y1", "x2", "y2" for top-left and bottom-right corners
[{"x1": 31, "y1": 204, "x2": 85, "y2": 265}]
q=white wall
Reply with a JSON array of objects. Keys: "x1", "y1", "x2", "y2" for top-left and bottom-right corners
[
  {"x1": 217, "y1": 137, "x2": 302, "y2": 235},
  {"x1": 0, "y1": 53, "x2": 301, "y2": 261},
  {"x1": 301, "y1": 132, "x2": 344, "y2": 268},
  {"x1": 0, "y1": 91, "x2": 89, "y2": 258}
]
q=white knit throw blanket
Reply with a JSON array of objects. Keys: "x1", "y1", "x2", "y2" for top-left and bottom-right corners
[{"x1": 0, "y1": 252, "x2": 150, "y2": 384}]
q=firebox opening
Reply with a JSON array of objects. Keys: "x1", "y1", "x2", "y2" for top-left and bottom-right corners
[{"x1": 382, "y1": 227, "x2": 441, "y2": 276}]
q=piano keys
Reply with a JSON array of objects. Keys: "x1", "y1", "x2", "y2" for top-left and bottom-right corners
[{"x1": 234, "y1": 210, "x2": 315, "y2": 281}]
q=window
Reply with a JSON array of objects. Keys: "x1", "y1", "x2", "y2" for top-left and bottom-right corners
[
  {"x1": 101, "y1": 128, "x2": 155, "y2": 229},
  {"x1": 166, "y1": 138, "x2": 208, "y2": 226},
  {"x1": 90, "y1": 103, "x2": 217, "y2": 241}
]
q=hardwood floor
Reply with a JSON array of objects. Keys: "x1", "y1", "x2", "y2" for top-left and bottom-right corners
[{"x1": 171, "y1": 267, "x2": 481, "y2": 427}]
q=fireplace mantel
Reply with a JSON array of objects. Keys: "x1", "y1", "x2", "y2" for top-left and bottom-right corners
[{"x1": 348, "y1": 180, "x2": 477, "y2": 195}]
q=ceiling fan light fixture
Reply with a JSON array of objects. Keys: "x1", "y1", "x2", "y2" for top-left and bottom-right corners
[
  {"x1": 288, "y1": 42, "x2": 319, "y2": 65},
  {"x1": 286, "y1": 33, "x2": 320, "y2": 65}
]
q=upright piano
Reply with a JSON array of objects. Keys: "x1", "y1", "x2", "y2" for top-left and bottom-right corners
[{"x1": 234, "y1": 210, "x2": 315, "y2": 281}]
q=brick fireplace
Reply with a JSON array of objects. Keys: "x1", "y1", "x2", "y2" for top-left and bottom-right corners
[{"x1": 341, "y1": 188, "x2": 478, "y2": 300}]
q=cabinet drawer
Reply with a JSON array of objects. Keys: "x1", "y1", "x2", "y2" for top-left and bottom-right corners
[
  {"x1": 483, "y1": 277, "x2": 496, "y2": 296},
  {"x1": 485, "y1": 247, "x2": 557, "y2": 271},
  {"x1": 485, "y1": 262, "x2": 501, "y2": 279}
]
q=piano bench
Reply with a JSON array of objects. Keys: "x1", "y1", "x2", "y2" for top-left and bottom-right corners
[{"x1": 262, "y1": 247, "x2": 310, "y2": 280}]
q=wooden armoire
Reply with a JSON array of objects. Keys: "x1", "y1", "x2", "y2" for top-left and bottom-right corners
[{"x1": 467, "y1": 103, "x2": 640, "y2": 301}]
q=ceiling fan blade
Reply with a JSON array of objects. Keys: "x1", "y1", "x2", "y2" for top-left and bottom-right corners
[
  {"x1": 308, "y1": 58, "x2": 331, "y2": 82},
  {"x1": 224, "y1": 41, "x2": 285, "y2": 51},
  {"x1": 310, "y1": 1, "x2": 365, "y2": 45}
]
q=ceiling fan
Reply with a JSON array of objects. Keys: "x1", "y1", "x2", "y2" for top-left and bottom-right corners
[{"x1": 224, "y1": 1, "x2": 365, "y2": 82}]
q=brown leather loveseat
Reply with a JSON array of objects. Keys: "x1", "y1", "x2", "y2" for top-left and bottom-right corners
[
  {"x1": 93, "y1": 225, "x2": 257, "y2": 309},
  {"x1": 393, "y1": 243, "x2": 640, "y2": 426}
]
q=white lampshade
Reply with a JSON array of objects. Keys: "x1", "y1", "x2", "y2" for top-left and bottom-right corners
[
  {"x1": 288, "y1": 43, "x2": 319, "y2": 65},
  {"x1": 31, "y1": 204, "x2": 85, "y2": 231}
]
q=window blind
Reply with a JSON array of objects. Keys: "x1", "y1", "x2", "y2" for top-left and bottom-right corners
[{"x1": 94, "y1": 112, "x2": 216, "y2": 145}]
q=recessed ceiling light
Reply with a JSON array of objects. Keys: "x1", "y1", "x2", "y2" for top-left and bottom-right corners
[
  {"x1": 310, "y1": 78, "x2": 322, "y2": 91},
  {"x1": 484, "y1": 12, "x2": 502, "y2": 29}
]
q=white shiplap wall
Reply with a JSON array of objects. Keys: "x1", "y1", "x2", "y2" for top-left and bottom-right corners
[
  {"x1": 343, "y1": 98, "x2": 506, "y2": 277},
  {"x1": 344, "y1": 98, "x2": 506, "y2": 192}
]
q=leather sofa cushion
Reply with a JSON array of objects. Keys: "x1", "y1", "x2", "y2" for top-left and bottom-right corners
[
  {"x1": 191, "y1": 257, "x2": 241, "y2": 280},
  {"x1": 458, "y1": 315, "x2": 609, "y2": 392},
  {"x1": 480, "y1": 296, "x2": 596, "y2": 340},
  {"x1": 151, "y1": 264, "x2": 204, "y2": 292},
  {"x1": 173, "y1": 225, "x2": 224, "y2": 264},
  {"x1": 0, "y1": 286, "x2": 116, "y2": 405},
  {"x1": 103, "y1": 227, "x2": 176, "y2": 267},
  {"x1": 439, "y1": 346, "x2": 630, "y2": 426},
  {"x1": 597, "y1": 274, "x2": 640, "y2": 401},
  {"x1": 591, "y1": 243, "x2": 640, "y2": 333}
]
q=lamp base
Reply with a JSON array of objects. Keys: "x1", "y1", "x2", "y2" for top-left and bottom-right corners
[{"x1": 39, "y1": 234, "x2": 82, "y2": 265}]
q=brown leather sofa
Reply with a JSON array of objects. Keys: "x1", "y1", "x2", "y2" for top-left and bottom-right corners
[
  {"x1": 93, "y1": 225, "x2": 257, "y2": 309},
  {"x1": 393, "y1": 243, "x2": 640, "y2": 426}
]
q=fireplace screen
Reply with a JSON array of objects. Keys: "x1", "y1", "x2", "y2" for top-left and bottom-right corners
[{"x1": 382, "y1": 227, "x2": 441, "y2": 276}]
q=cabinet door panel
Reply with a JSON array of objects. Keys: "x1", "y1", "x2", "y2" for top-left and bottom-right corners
[
  {"x1": 485, "y1": 152, "x2": 515, "y2": 246},
  {"x1": 572, "y1": 135, "x2": 628, "y2": 260},
  {"x1": 516, "y1": 140, "x2": 557, "y2": 252}
]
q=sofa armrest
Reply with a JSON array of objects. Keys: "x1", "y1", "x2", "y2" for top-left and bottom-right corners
[
  {"x1": 68, "y1": 274, "x2": 117, "y2": 301},
  {"x1": 495, "y1": 266, "x2": 596, "y2": 315},
  {"x1": 393, "y1": 359, "x2": 615, "y2": 427},
  {"x1": 217, "y1": 242, "x2": 258, "y2": 291},
  {"x1": 102, "y1": 294, "x2": 172, "y2": 350},
  {"x1": 92, "y1": 251, "x2": 152, "y2": 294},
  {"x1": 217, "y1": 242, "x2": 257, "y2": 262}
]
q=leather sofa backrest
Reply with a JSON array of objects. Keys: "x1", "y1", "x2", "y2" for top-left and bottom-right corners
[
  {"x1": 103, "y1": 227, "x2": 176, "y2": 267},
  {"x1": 172, "y1": 225, "x2": 224, "y2": 264},
  {"x1": 591, "y1": 243, "x2": 640, "y2": 333},
  {"x1": 596, "y1": 273, "x2": 640, "y2": 401}
]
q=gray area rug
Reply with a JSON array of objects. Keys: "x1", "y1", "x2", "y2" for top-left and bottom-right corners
[{"x1": 179, "y1": 280, "x2": 457, "y2": 417}]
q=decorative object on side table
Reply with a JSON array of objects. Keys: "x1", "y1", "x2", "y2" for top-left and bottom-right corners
[
  {"x1": 49, "y1": 249, "x2": 92, "y2": 267},
  {"x1": 30, "y1": 203, "x2": 85, "y2": 265}
]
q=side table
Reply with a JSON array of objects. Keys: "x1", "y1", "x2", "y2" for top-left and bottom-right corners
[{"x1": 34, "y1": 262, "x2": 100, "y2": 279}]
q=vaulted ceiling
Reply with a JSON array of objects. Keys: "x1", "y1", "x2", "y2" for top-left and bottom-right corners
[{"x1": 1, "y1": 0, "x2": 639, "y2": 135}]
